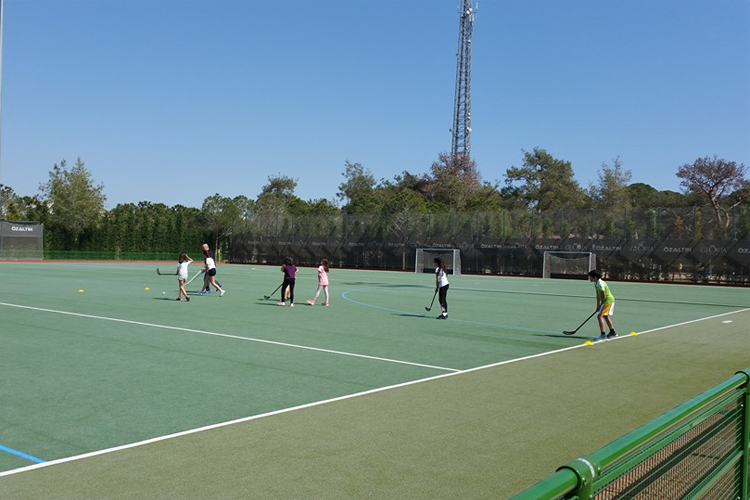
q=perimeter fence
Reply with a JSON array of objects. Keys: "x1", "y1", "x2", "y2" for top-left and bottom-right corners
[
  {"x1": 509, "y1": 368, "x2": 750, "y2": 500},
  {"x1": 229, "y1": 207, "x2": 750, "y2": 284}
]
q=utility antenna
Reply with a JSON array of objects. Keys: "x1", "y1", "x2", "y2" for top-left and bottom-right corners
[{"x1": 451, "y1": 0, "x2": 476, "y2": 158}]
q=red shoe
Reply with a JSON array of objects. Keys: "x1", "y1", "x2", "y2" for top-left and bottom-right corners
[
  {"x1": 306, "y1": 300, "x2": 315, "y2": 306},
  {"x1": 322, "y1": 302, "x2": 329, "y2": 306}
]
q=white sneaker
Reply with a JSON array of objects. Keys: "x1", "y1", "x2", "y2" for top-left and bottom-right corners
[
  {"x1": 220, "y1": 290, "x2": 225, "y2": 297},
  {"x1": 277, "y1": 302, "x2": 285, "y2": 306},
  {"x1": 290, "y1": 303, "x2": 294, "y2": 307}
]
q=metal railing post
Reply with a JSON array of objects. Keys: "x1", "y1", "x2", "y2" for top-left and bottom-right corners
[{"x1": 738, "y1": 368, "x2": 750, "y2": 500}]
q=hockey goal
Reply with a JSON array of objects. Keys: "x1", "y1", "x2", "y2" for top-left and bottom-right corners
[
  {"x1": 415, "y1": 248, "x2": 461, "y2": 275},
  {"x1": 542, "y1": 251, "x2": 596, "y2": 279}
]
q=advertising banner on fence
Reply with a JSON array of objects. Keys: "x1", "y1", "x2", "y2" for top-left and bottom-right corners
[{"x1": 0, "y1": 221, "x2": 42, "y2": 237}]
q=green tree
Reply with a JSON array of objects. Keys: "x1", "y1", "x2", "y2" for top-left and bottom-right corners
[
  {"x1": 201, "y1": 194, "x2": 242, "y2": 253},
  {"x1": 39, "y1": 158, "x2": 106, "y2": 249},
  {"x1": 677, "y1": 156, "x2": 749, "y2": 229},
  {"x1": 337, "y1": 161, "x2": 378, "y2": 213},
  {"x1": 627, "y1": 183, "x2": 659, "y2": 208},
  {"x1": 589, "y1": 157, "x2": 632, "y2": 209},
  {"x1": 504, "y1": 147, "x2": 585, "y2": 212},
  {"x1": 260, "y1": 174, "x2": 298, "y2": 201},
  {"x1": 0, "y1": 185, "x2": 18, "y2": 219},
  {"x1": 0, "y1": 186, "x2": 48, "y2": 222},
  {"x1": 427, "y1": 152, "x2": 482, "y2": 209}
]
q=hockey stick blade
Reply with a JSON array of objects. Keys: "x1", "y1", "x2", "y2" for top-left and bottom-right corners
[
  {"x1": 562, "y1": 311, "x2": 598, "y2": 336},
  {"x1": 264, "y1": 284, "x2": 283, "y2": 300}
]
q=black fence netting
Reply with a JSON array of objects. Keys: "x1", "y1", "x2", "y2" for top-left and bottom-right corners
[{"x1": 228, "y1": 208, "x2": 750, "y2": 284}]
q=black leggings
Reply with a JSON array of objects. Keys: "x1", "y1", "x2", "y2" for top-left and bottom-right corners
[
  {"x1": 281, "y1": 278, "x2": 296, "y2": 303},
  {"x1": 438, "y1": 284, "x2": 449, "y2": 314}
]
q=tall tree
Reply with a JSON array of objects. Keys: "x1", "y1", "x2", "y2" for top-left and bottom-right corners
[
  {"x1": 676, "y1": 156, "x2": 749, "y2": 228},
  {"x1": 0, "y1": 185, "x2": 47, "y2": 221},
  {"x1": 39, "y1": 158, "x2": 106, "y2": 249},
  {"x1": 337, "y1": 161, "x2": 378, "y2": 213},
  {"x1": 0, "y1": 185, "x2": 20, "y2": 220},
  {"x1": 589, "y1": 157, "x2": 632, "y2": 209},
  {"x1": 504, "y1": 147, "x2": 585, "y2": 212},
  {"x1": 260, "y1": 175, "x2": 298, "y2": 201},
  {"x1": 201, "y1": 194, "x2": 242, "y2": 253},
  {"x1": 427, "y1": 152, "x2": 482, "y2": 209}
]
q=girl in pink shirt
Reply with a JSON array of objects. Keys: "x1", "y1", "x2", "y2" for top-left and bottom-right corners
[{"x1": 307, "y1": 259, "x2": 330, "y2": 306}]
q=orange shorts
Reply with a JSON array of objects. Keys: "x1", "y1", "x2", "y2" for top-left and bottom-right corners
[{"x1": 598, "y1": 302, "x2": 615, "y2": 316}]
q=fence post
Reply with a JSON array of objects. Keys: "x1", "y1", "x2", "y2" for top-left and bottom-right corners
[
  {"x1": 557, "y1": 456, "x2": 599, "y2": 499},
  {"x1": 739, "y1": 368, "x2": 750, "y2": 500}
]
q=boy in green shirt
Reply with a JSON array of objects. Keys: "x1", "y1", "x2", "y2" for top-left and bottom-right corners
[{"x1": 588, "y1": 270, "x2": 616, "y2": 341}]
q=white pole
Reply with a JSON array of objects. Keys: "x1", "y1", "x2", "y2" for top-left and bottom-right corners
[{"x1": 0, "y1": 0, "x2": 4, "y2": 215}]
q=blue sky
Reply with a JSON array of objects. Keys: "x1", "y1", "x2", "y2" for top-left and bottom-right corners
[{"x1": 1, "y1": 0, "x2": 748, "y2": 209}]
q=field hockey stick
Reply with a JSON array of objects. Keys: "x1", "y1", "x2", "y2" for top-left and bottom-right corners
[
  {"x1": 185, "y1": 269, "x2": 203, "y2": 287},
  {"x1": 425, "y1": 289, "x2": 438, "y2": 311},
  {"x1": 156, "y1": 268, "x2": 173, "y2": 276},
  {"x1": 264, "y1": 283, "x2": 282, "y2": 300},
  {"x1": 562, "y1": 310, "x2": 598, "y2": 335}
]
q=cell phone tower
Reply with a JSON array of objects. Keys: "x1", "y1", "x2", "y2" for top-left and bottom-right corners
[{"x1": 451, "y1": 0, "x2": 476, "y2": 158}]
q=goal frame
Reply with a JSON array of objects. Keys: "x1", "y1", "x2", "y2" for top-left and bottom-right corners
[
  {"x1": 542, "y1": 251, "x2": 596, "y2": 279},
  {"x1": 414, "y1": 248, "x2": 461, "y2": 275}
]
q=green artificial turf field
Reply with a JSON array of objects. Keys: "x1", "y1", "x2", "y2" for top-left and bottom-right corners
[{"x1": 0, "y1": 261, "x2": 748, "y2": 498}]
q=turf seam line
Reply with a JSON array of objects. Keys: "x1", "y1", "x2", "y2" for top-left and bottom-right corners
[{"x1": 0, "y1": 302, "x2": 460, "y2": 373}]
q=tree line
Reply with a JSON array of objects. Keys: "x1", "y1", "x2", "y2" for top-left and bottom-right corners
[{"x1": 1, "y1": 149, "x2": 747, "y2": 257}]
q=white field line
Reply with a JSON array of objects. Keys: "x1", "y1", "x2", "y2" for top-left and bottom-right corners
[
  {"x1": 0, "y1": 302, "x2": 459, "y2": 373},
  {"x1": 0, "y1": 342, "x2": 590, "y2": 478},
  {"x1": 0, "y1": 306, "x2": 747, "y2": 478},
  {"x1": 607, "y1": 307, "x2": 750, "y2": 339}
]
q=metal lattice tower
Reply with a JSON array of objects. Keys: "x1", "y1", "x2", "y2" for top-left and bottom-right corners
[{"x1": 451, "y1": 0, "x2": 475, "y2": 158}]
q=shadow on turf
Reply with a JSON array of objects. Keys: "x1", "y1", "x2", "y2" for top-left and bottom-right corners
[
  {"x1": 532, "y1": 333, "x2": 593, "y2": 341},
  {"x1": 394, "y1": 312, "x2": 431, "y2": 319}
]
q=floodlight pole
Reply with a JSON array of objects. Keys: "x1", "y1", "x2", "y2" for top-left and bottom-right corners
[{"x1": 0, "y1": 0, "x2": 4, "y2": 216}]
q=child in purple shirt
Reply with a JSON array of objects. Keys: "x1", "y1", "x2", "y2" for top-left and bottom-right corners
[{"x1": 278, "y1": 257, "x2": 297, "y2": 307}]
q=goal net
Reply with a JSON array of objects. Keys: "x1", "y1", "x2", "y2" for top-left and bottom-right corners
[
  {"x1": 415, "y1": 248, "x2": 461, "y2": 275},
  {"x1": 0, "y1": 220, "x2": 44, "y2": 260},
  {"x1": 542, "y1": 251, "x2": 596, "y2": 279}
]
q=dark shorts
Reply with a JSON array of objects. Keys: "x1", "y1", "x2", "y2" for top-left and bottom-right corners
[{"x1": 207, "y1": 268, "x2": 217, "y2": 277}]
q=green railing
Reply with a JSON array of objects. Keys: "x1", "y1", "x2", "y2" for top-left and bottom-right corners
[{"x1": 510, "y1": 369, "x2": 750, "y2": 500}]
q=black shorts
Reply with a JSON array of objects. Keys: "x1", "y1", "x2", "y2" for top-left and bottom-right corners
[{"x1": 207, "y1": 268, "x2": 217, "y2": 277}]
